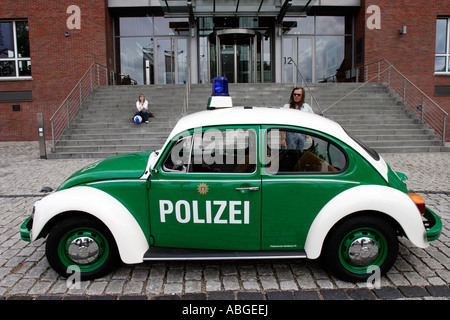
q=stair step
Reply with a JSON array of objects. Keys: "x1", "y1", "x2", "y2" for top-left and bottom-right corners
[{"x1": 49, "y1": 83, "x2": 446, "y2": 159}]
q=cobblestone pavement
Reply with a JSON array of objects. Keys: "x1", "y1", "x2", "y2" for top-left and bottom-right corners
[{"x1": 0, "y1": 142, "x2": 449, "y2": 300}]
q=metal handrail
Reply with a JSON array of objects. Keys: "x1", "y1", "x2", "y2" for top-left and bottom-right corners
[
  {"x1": 50, "y1": 62, "x2": 115, "y2": 152},
  {"x1": 291, "y1": 60, "x2": 324, "y2": 115},
  {"x1": 182, "y1": 57, "x2": 191, "y2": 116},
  {"x1": 326, "y1": 59, "x2": 447, "y2": 146}
]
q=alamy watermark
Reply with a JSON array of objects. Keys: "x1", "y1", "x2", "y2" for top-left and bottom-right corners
[
  {"x1": 66, "y1": 266, "x2": 81, "y2": 290},
  {"x1": 366, "y1": 5, "x2": 381, "y2": 30},
  {"x1": 366, "y1": 265, "x2": 381, "y2": 289},
  {"x1": 66, "y1": 5, "x2": 81, "y2": 30},
  {"x1": 63, "y1": 4, "x2": 381, "y2": 39},
  {"x1": 169, "y1": 128, "x2": 283, "y2": 172}
]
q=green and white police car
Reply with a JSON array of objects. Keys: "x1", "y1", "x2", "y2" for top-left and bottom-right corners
[{"x1": 20, "y1": 80, "x2": 442, "y2": 282}]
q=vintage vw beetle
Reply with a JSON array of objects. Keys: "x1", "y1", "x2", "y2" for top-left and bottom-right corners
[{"x1": 20, "y1": 82, "x2": 441, "y2": 282}]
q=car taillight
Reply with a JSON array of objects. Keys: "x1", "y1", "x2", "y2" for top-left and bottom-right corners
[{"x1": 408, "y1": 193, "x2": 425, "y2": 214}]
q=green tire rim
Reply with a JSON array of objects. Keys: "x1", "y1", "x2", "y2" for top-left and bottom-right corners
[
  {"x1": 58, "y1": 227, "x2": 110, "y2": 273},
  {"x1": 338, "y1": 227, "x2": 388, "y2": 275}
]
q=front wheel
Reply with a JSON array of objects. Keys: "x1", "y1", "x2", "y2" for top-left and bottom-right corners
[
  {"x1": 321, "y1": 214, "x2": 398, "y2": 283},
  {"x1": 46, "y1": 216, "x2": 119, "y2": 281}
]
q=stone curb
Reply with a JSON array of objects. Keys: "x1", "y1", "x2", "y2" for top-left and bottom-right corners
[{"x1": 1, "y1": 285, "x2": 449, "y2": 300}]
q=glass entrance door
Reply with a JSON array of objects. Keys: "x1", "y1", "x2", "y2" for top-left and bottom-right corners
[
  {"x1": 155, "y1": 37, "x2": 188, "y2": 84},
  {"x1": 283, "y1": 36, "x2": 314, "y2": 83},
  {"x1": 209, "y1": 29, "x2": 261, "y2": 83},
  {"x1": 297, "y1": 37, "x2": 313, "y2": 83}
]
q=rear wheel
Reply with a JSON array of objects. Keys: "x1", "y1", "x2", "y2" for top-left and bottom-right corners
[
  {"x1": 321, "y1": 214, "x2": 398, "y2": 282},
  {"x1": 46, "y1": 216, "x2": 119, "y2": 281}
]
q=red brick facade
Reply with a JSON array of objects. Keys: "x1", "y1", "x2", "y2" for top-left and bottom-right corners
[
  {"x1": 0, "y1": 0, "x2": 113, "y2": 141},
  {"x1": 0, "y1": 1, "x2": 449, "y2": 142},
  {"x1": 356, "y1": 0, "x2": 450, "y2": 141}
]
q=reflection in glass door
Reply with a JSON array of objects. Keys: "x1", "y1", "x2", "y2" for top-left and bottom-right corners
[
  {"x1": 177, "y1": 39, "x2": 187, "y2": 84},
  {"x1": 297, "y1": 38, "x2": 313, "y2": 83},
  {"x1": 283, "y1": 37, "x2": 314, "y2": 83},
  {"x1": 156, "y1": 39, "x2": 173, "y2": 84},
  {"x1": 155, "y1": 38, "x2": 188, "y2": 84},
  {"x1": 220, "y1": 41, "x2": 251, "y2": 83},
  {"x1": 237, "y1": 41, "x2": 251, "y2": 83},
  {"x1": 221, "y1": 44, "x2": 235, "y2": 81}
]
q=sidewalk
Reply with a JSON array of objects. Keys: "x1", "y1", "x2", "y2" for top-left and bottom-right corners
[{"x1": 0, "y1": 142, "x2": 449, "y2": 300}]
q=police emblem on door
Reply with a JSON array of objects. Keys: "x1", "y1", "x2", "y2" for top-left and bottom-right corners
[{"x1": 197, "y1": 183, "x2": 209, "y2": 195}]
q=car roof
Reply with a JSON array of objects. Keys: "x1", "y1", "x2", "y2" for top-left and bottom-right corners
[
  {"x1": 169, "y1": 107, "x2": 344, "y2": 140},
  {"x1": 156, "y1": 107, "x2": 389, "y2": 181}
]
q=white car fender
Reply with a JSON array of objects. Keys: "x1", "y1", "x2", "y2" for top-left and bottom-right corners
[
  {"x1": 304, "y1": 185, "x2": 428, "y2": 259},
  {"x1": 32, "y1": 186, "x2": 149, "y2": 264}
]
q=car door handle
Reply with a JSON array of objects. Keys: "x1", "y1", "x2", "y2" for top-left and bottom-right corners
[{"x1": 235, "y1": 186, "x2": 260, "y2": 192}]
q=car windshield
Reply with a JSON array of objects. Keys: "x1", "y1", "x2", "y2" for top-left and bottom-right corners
[{"x1": 344, "y1": 129, "x2": 380, "y2": 161}]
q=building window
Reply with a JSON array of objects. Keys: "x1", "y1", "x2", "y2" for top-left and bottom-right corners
[
  {"x1": 115, "y1": 15, "x2": 188, "y2": 85},
  {"x1": 435, "y1": 18, "x2": 450, "y2": 74},
  {"x1": 0, "y1": 21, "x2": 31, "y2": 79},
  {"x1": 282, "y1": 14, "x2": 353, "y2": 83}
]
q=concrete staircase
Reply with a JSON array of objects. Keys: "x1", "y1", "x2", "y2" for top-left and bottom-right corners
[
  {"x1": 311, "y1": 83, "x2": 446, "y2": 153},
  {"x1": 48, "y1": 82, "x2": 446, "y2": 159}
]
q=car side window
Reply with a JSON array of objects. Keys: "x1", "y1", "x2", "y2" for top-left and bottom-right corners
[
  {"x1": 266, "y1": 128, "x2": 347, "y2": 174},
  {"x1": 190, "y1": 129, "x2": 257, "y2": 173},
  {"x1": 162, "y1": 128, "x2": 257, "y2": 174},
  {"x1": 162, "y1": 135, "x2": 193, "y2": 173}
]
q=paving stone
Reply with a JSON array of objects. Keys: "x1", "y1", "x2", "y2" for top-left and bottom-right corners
[
  {"x1": 320, "y1": 289, "x2": 349, "y2": 300},
  {"x1": 209, "y1": 291, "x2": 235, "y2": 300},
  {"x1": 346, "y1": 288, "x2": 377, "y2": 300},
  {"x1": 119, "y1": 295, "x2": 148, "y2": 300},
  {"x1": 86, "y1": 281, "x2": 108, "y2": 295},
  {"x1": 163, "y1": 283, "x2": 182, "y2": 295},
  {"x1": 181, "y1": 293, "x2": 208, "y2": 300},
  {"x1": 123, "y1": 281, "x2": 144, "y2": 295},
  {"x1": 259, "y1": 276, "x2": 279, "y2": 290},
  {"x1": 426, "y1": 285, "x2": 450, "y2": 297},
  {"x1": 105, "y1": 280, "x2": 126, "y2": 295},
  {"x1": 184, "y1": 280, "x2": 202, "y2": 293},
  {"x1": 267, "y1": 291, "x2": 295, "y2": 300},
  {"x1": 166, "y1": 269, "x2": 183, "y2": 283},
  {"x1": 34, "y1": 295, "x2": 62, "y2": 300},
  {"x1": 1, "y1": 144, "x2": 449, "y2": 300},
  {"x1": 28, "y1": 280, "x2": 53, "y2": 295},
  {"x1": 397, "y1": 286, "x2": 429, "y2": 298},
  {"x1": 372, "y1": 287, "x2": 404, "y2": 300},
  {"x1": 294, "y1": 290, "x2": 321, "y2": 300},
  {"x1": 205, "y1": 280, "x2": 221, "y2": 292},
  {"x1": 222, "y1": 275, "x2": 240, "y2": 291},
  {"x1": 236, "y1": 292, "x2": 265, "y2": 300},
  {"x1": 279, "y1": 280, "x2": 298, "y2": 290},
  {"x1": 145, "y1": 279, "x2": 163, "y2": 295}
]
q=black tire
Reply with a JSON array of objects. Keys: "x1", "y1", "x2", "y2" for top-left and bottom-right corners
[
  {"x1": 46, "y1": 216, "x2": 119, "y2": 281},
  {"x1": 321, "y1": 214, "x2": 398, "y2": 283}
]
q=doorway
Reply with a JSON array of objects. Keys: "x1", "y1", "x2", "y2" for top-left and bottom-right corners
[
  {"x1": 209, "y1": 29, "x2": 262, "y2": 83},
  {"x1": 283, "y1": 36, "x2": 314, "y2": 83},
  {"x1": 154, "y1": 37, "x2": 188, "y2": 84}
]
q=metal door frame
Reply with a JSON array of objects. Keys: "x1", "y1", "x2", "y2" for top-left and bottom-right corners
[
  {"x1": 283, "y1": 36, "x2": 315, "y2": 84},
  {"x1": 154, "y1": 36, "x2": 189, "y2": 84}
]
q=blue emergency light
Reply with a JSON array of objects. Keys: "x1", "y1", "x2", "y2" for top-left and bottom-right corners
[
  {"x1": 207, "y1": 77, "x2": 233, "y2": 109},
  {"x1": 212, "y1": 77, "x2": 229, "y2": 96}
]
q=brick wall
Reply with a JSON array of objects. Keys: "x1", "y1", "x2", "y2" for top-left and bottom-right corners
[
  {"x1": 357, "y1": 0, "x2": 450, "y2": 142},
  {"x1": 1, "y1": 1, "x2": 449, "y2": 143},
  {"x1": 0, "y1": 0, "x2": 113, "y2": 141}
]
